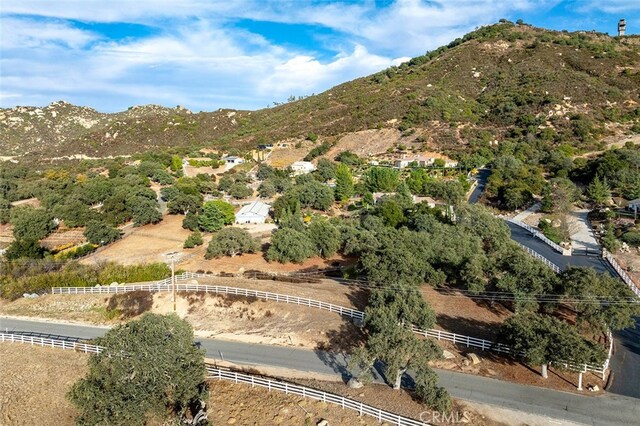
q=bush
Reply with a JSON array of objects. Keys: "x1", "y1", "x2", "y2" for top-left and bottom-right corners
[
  {"x1": 304, "y1": 142, "x2": 331, "y2": 161},
  {"x1": 55, "y1": 244, "x2": 97, "y2": 260},
  {"x1": 182, "y1": 212, "x2": 199, "y2": 230},
  {"x1": 183, "y1": 230, "x2": 204, "y2": 248},
  {"x1": 97, "y1": 262, "x2": 171, "y2": 285},
  {"x1": 621, "y1": 231, "x2": 640, "y2": 246}
]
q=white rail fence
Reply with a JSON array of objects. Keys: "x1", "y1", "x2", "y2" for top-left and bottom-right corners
[
  {"x1": 50, "y1": 279, "x2": 608, "y2": 377},
  {"x1": 0, "y1": 333, "x2": 426, "y2": 426},
  {"x1": 206, "y1": 367, "x2": 427, "y2": 426},
  {"x1": 52, "y1": 282, "x2": 365, "y2": 322},
  {"x1": 513, "y1": 243, "x2": 561, "y2": 273},
  {"x1": 602, "y1": 250, "x2": 640, "y2": 298},
  {"x1": 0, "y1": 333, "x2": 102, "y2": 354},
  {"x1": 507, "y1": 219, "x2": 567, "y2": 254}
]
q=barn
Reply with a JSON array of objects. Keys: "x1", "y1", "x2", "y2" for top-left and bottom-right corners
[{"x1": 235, "y1": 201, "x2": 271, "y2": 224}]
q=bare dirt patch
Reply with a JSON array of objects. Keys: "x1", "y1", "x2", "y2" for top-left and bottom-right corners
[
  {"x1": 0, "y1": 343, "x2": 86, "y2": 426},
  {"x1": 265, "y1": 139, "x2": 312, "y2": 168},
  {"x1": 0, "y1": 343, "x2": 386, "y2": 426},
  {"x1": 423, "y1": 286, "x2": 512, "y2": 341},
  {"x1": 181, "y1": 251, "x2": 350, "y2": 275},
  {"x1": 81, "y1": 214, "x2": 192, "y2": 265},
  {"x1": 291, "y1": 378, "x2": 504, "y2": 426},
  {"x1": 208, "y1": 380, "x2": 379, "y2": 426}
]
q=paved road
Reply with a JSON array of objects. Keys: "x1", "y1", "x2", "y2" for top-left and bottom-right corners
[
  {"x1": 1, "y1": 317, "x2": 638, "y2": 426},
  {"x1": 468, "y1": 168, "x2": 491, "y2": 204},
  {"x1": 472, "y1": 170, "x2": 640, "y2": 399}
]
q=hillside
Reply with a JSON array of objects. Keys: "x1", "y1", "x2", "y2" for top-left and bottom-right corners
[{"x1": 2, "y1": 21, "x2": 640, "y2": 161}]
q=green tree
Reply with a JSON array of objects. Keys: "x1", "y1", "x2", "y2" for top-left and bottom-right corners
[
  {"x1": 199, "y1": 200, "x2": 235, "y2": 232},
  {"x1": 182, "y1": 212, "x2": 199, "y2": 231},
  {"x1": 558, "y1": 267, "x2": 640, "y2": 332},
  {"x1": 205, "y1": 227, "x2": 259, "y2": 258},
  {"x1": 183, "y1": 230, "x2": 204, "y2": 248},
  {"x1": 0, "y1": 197, "x2": 11, "y2": 224},
  {"x1": 129, "y1": 196, "x2": 162, "y2": 226},
  {"x1": 10, "y1": 207, "x2": 55, "y2": 240},
  {"x1": 228, "y1": 182, "x2": 253, "y2": 199},
  {"x1": 295, "y1": 180, "x2": 334, "y2": 210},
  {"x1": 498, "y1": 313, "x2": 605, "y2": 378},
  {"x1": 170, "y1": 155, "x2": 183, "y2": 172},
  {"x1": 316, "y1": 159, "x2": 337, "y2": 182},
  {"x1": 587, "y1": 175, "x2": 611, "y2": 207},
  {"x1": 267, "y1": 228, "x2": 315, "y2": 263},
  {"x1": 307, "y1": 219, "x2": 341, "y2": 258},
  {"x1": 364, "y1": 167, "x2": 400, "y2": 192},
  {"x1": 51, "y1": 200, "x2": 96, "y2": 228},
  {"x1": 376, "y1": 198, "x2": 406, "y2": 227},
  {"x1": 334, "y1": 164, "x2": 354, "y2": 202},
  {"x1": 68, "y1": 313, "x2": 207, "y2": 425},
  {"x1": 258, "y1": 180, "x2": 276, "y2": 198},
  {"x1": 168, "y1": 193, "x2": 202, "y2": 215},
  {"x1": 4, "y1": 239, "x2": 46, "y2": 260},
  {"x1": 84, "y1": 220, "x2": 122, "y2": 245}
]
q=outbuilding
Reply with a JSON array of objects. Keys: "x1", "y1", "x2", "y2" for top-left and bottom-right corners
[
  {"x1": 290, "y1": 161, "x2": 316, "y2": 175},
  {"x1": 235, "y1": 201, "x2": 271, "y2": 224}
]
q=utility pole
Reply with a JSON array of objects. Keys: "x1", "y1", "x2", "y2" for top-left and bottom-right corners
[{"x1": 165, "y1": 251, "x2": 179, "y2": 313}]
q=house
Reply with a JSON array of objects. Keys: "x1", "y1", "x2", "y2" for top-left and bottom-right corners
[
  {"x1": 394, "y1": 156, "x2": 435, "y2": 169},
  {"x1": 235, "y1": 201, "x2": 271, "y2": 224},
  {"x1": 290, "y1": 161, "x2": 316, "y2": 175},
  {"x1": 223, "y1": 156, "x2": 245, "y2": 165}
]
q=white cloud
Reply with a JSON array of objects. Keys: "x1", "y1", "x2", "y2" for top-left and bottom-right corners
[
  {"x1": 577, "y1": 1, "x2": 640, "y2": 14},
  {"x1": 0, "y1": 0, "x2": 575, "y2": 111},
  {"x1": 1, "y1": 16, "x2": 98, "y2": 49}
]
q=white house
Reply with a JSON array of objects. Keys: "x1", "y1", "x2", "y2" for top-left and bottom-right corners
[
  {"x1": 223, "y1": 156, "x2": 245, "y2": 165},
  {"x1": 235, "y1": 201, "x2": 271, "y2": 224},
  {"x1": 394, "y1": 156, "x2": 435, "y2": 169},
  {"x1": 290, "y1": 161, "x2": 316, "y2": 175}
]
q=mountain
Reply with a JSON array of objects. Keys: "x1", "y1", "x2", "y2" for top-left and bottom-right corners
[{"x1": 2, "y1": 21, "x2": 640, "y2": 161}]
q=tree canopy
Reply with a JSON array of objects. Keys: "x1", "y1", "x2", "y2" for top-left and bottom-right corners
[{"x1": 68, "y1": 313, "x2": 207, "y2": 425}]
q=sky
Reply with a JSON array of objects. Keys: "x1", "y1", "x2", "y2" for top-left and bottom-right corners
[{"x1": 1, "y1": 1, "x2": 640, "y2": 113}]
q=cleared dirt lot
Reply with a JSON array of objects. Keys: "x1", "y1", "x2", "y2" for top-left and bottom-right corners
[
  {"x1": 0, "y1": 343, "x2": 383, "y2": 426},
  {"x1": 81, "y1": 214, "x2": 192, "y2": 265}
]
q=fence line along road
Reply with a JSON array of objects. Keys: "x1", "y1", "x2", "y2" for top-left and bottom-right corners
[
  {"x1": 0, "y1": 333, "x2": 426, "y2": 426},
  {"x1": 602, "y1": 250, "x2": 640, "y2": 298},
  {"x1": 51, "y1": 278, "x2": 609, "y2": 377},
  {"x1": 207, "y1": 366, "x2": 427, "y2": 426},
  {"x1": 513, "y1": 242, "x2": 561, "y2": 273},
  {"x1": 507, "y1": 219, "x2": 567, "y2": 254},
  {"x1": 0, "y1": 333, "x2": 102, "y2": 354},
  {"x1": 52, "y1": 281, "x2": 365, "y2": 322}
]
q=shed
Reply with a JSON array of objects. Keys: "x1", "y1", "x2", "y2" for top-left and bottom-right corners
[{"x1": 235, "y1": 201, "x2": 271, "y2": 224}]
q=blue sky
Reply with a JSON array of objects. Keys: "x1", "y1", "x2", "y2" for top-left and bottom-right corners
[{"x1": 1, "y1": 1, "x2": 639, "y2": 112}]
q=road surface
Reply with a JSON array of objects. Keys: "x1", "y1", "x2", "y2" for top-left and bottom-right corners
[
  {"x1": 0, "y1": 317, "x2": 637, "y2": 426},
  {"x1": 472, "y1": 170, "x2": 640, "y2": 399}
]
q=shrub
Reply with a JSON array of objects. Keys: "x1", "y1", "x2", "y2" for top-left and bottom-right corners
[
  {"x1": 621, "y1": 231, "x2": 640, "y2": 246},
  {"x1": 184, "y1": 230, "x2": 204, "y2": 248},
  {"x1": 304, "y1": 142, "x2": 331, "y2": 161}
]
